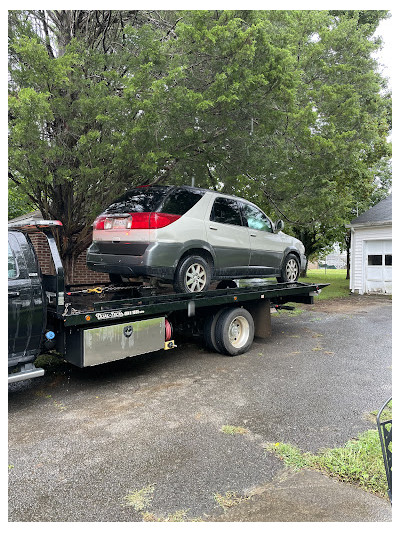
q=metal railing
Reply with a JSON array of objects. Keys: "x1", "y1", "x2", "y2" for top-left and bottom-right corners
[{"x1": 377, "y1": 397, "x2": 392, "y2": 503}]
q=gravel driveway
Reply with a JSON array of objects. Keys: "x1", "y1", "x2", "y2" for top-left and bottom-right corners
[{"x1": 8, "y1": 295, "x2": 392, "y2": 522}]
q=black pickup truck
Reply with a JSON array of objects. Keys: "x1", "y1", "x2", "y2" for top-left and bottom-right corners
[
  {"x1": 8, "y1": 220, "x2": 327, "y2": 384},
  {"x1": 7, "y1": 221, "x2": 64, "y2": 383}
]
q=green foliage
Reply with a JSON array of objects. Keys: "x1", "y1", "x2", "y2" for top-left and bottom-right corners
[
  {"x1": 8, "y1": 10, "x2": 391, "y2": 279},
  {"x1": 34, "y1": 352, "x2": 65, "y2": 371},
  {"x1": 8, "y1": 179, "x2": 34, "y2": 219},
  {"x1": 308, "y1": 431, "x2": 388, "y2": 495},
  {"x1": 266, "y1": 426, "x2": 391, "y2": 498}
]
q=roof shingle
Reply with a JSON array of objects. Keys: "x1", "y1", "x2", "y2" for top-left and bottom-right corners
[{"x1": 350, "y1": 194, "x2": 392, "y2": 226}]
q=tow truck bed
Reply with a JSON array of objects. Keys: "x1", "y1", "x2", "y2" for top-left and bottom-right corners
[{"x1": 61, "y1": 281, "x2": 327, "y2": 327}]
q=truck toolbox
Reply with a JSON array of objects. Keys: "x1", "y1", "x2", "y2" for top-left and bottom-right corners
[{"x1": 65, "y1": 317, "x2": 165, "y2": 368}]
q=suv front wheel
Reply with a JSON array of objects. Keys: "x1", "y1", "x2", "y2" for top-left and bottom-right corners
[
  {"x1": 173, "y1": 255, "x2": 211, "y2": 293},
  {"x1": 277, "y1": 253, "x2": 300, "y2": 283}
]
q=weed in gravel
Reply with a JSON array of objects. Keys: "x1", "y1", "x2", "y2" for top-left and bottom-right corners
[
  {"x1": 142, "y1": 510, "x2": 203, "y2": 522},
  {"x1": 221, "y1": 425, "x2": 248, "y2": 435},
  {"x1": 265, "y1": 442, "x2": 309, "y2": 470},
  {"x1": 124, "y1": 484, "x2": 155, "y2": 511},
  {"x1": 370, "y1": 400, "x2": 392, "y2": 422},
  {"x1": 214, "y1": 491, "x2": 250, "y2": 511}
]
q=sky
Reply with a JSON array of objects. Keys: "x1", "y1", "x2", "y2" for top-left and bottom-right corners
[{"x1": 373, "y1": 13, "x2": 395, "y2": 89}]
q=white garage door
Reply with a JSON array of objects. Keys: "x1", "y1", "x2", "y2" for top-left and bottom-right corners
[{"x1": 365, "y1": 239, "x2": 392, "y2": 294}]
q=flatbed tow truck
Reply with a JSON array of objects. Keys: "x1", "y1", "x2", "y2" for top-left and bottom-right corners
[{"x1": 8, "y1": 220, "x2": 328, "y2": 383}]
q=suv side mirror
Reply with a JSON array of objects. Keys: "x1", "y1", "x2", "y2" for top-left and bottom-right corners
[{"x1": 275, "y1": 220, "x2": 284, "y2": 232}]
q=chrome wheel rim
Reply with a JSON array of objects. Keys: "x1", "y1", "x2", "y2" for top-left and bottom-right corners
[
  {"x1": 285, "y1": 258, "x2": 299, "y2": 282},
  {"x1": 185, "y1": 263, "x2": 207, "y2": 292},
  {"x1": 228, "y1": 316, "x2": 250, "y2": 348}
]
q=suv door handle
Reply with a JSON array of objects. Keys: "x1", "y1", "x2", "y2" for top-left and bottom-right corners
[
  {"x1": 8, "y1": 291, "x2": 20, "y2": 298},
  {"x1": 250, "y1": 233, "x2": 257, "y2": 237},
  {"x1": 209, "y1": 226, "x2": 218, "y2": 230}
]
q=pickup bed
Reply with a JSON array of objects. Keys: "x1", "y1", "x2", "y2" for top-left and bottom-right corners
[{"x1": 8, "y1": 221, "x2": 327, "y2": 383}]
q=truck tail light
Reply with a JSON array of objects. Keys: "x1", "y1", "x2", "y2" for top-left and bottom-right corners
[{"x1": 93, "y1": 213, "x2": 180, "y2": 230}]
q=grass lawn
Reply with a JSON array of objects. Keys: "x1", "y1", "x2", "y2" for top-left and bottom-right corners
[
  {"x1": 271, "y1": 268, "x2": 350, "y2": 317},
  {"x1": 300, "y1": 268, "x2": 350, "y2": 300}
]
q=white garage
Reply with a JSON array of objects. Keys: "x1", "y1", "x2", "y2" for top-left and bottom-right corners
[{"x1": 349, "y1": 195, "x2": 392, "y2": 295}]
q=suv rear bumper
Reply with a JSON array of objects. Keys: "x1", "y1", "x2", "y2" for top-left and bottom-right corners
[{"x1": 87, "y1": 241, "x2": 178, "y2": 280}]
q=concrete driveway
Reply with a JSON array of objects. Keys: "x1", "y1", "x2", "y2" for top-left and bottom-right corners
[{"x1": 8, "y1": 295, "x2": 392, "y2": 522}]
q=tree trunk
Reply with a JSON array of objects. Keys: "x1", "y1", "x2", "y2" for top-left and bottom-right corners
[
  {"x1": 302, "y1": 257, "x2": 308, "y2": 277},
  {"x1": 60, "y1": 252, "x2": 75, "y2": 286}
]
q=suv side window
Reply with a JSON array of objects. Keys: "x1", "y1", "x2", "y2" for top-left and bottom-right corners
[
  {"x1": 210, "y1": 197, "x2": 242, "y2": 226},
  {"x1": 241, "y1": 203, "x2": 273, "y2": 233},
  {"x1": 161, "y1": 189, "x2": 205, "y2": 216},
  {"x1": 8, "y1": 243, "x2": 18, "y2": 279}
]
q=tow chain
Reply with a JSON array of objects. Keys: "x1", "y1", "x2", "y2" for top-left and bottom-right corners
[{"x1": 65, "y1": 285, "x2": 141, "y2": 296}]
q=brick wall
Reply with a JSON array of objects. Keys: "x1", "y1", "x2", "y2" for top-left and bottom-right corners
[
  {"x1": 70, "y1": 252, "x2": 109, "y2": 285},
  {"x1": 29, "y1": 233, "x2": 109, "y2": 285},
  {"x1": 29, "y1": 233, "x2": 55, "y2": 275}
]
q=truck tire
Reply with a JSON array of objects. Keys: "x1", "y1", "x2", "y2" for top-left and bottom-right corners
[
  {"x1": 214, "y1": 307, "x2": 254, "y2": 356},
  {"x1": 173, "y1": 255, "x2": 211, "y2": 293},
  {"x1": 277, "y1": 253, "x2": 300, "y2": 283},
  {"x1": 203, "y1": 309, "x2": 225, "y2": 353}
]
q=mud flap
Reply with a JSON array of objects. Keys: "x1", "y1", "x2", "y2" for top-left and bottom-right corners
[{"x1": 245, "y1": 298, "x2": 272, "y2": 339}]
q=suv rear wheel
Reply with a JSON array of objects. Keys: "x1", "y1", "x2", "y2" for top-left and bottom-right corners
[
  {"x1": 277, "y1": 253, "x2": 300, "y2": 283},
  {"x1": 173, "y1": 255, "x2": 211, "y2": 293}
]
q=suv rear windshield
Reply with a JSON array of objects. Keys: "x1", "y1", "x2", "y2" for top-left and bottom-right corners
[
  {"x1": 104, "y1": 187, "x2": 204, "y2": 216},
  {"x1": 161, "y1": 189, "x2": 205, "y2": 216},
  {"x1": 104, "y1": 187, "x2": 170, "y2": 214}
]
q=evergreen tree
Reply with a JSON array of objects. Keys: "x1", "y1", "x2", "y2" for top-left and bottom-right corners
[{"x1": 8, "y1": 10, "x2": 391, "y2": 280}]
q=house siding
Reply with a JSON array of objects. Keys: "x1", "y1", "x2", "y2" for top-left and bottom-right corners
[{"x1": 350, "y1": 224, "x2": 392, "y2": 294}]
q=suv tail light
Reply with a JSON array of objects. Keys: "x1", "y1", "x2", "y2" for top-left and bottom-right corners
[
  {"x1": 93, "y1": 212, "x2": 180, "y2": 230},
  {"x1": 149, "y1": 213, "x2": 181, "y2": 229},
  {"x1": 93, "y1": 216, "x2": 107, "y2": 230}
]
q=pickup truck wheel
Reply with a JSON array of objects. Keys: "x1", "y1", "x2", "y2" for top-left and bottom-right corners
[
  {"x1": 215, "y1": 307, "x2": 254, "y2": 356},
  {"x1": 277, "y1": 253, "x2": 300, "y2": 283},
  {"x1": 203, "y1": 309, "x2": 225, "y2": 353},
  {"x1": 173, "y1": 255, "x2": 211, "y2": 293}
]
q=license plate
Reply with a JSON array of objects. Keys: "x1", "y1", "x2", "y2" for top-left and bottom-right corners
[{"x1": 113, "y1": 217, "x2": 128, "y2": 228}]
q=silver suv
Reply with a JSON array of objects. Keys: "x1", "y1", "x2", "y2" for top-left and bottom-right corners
[{"x1": 87, "y1": 186, "x2": 306, "y2": 293}]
